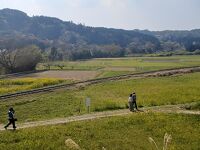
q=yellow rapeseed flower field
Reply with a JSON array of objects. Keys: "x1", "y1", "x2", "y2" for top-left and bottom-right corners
[{"x1": 0, "y1": 78, "x2": 65, "y2": 95}]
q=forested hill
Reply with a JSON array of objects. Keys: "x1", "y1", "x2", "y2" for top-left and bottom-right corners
[
  {"x1": 0, "y1": 8, "x2": 200, "y2": 60},
  {"x1": 138, "y1": 29, "x2": 200, "y2": 52}
]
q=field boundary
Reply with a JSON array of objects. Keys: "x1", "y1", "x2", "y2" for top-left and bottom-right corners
[
  {"x1": 0, "y1": 70, "x2": 47, "y2": 79},
  {"x1": 0, "y1": 104, "x2": 199, "y2": 131},
  {"x1": 0, "y1": 66, "x2": 200, "y2": 100}
]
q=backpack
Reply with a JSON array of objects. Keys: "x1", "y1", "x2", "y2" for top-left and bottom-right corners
[{"x1": 128, "y1": 96, "x2": 133, "y2": 102}]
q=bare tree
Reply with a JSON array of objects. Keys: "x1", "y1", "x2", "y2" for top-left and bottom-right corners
[{"x1": 0, "y1": 45, "x2": 42, "y2": 73}]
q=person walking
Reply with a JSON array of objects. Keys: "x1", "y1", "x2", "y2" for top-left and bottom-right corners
[
  {"x1": 132, "y1": 92, "x2": 138, "y2": 111},
  {"x1": 4, "y1": 107, "x2": 17, "y2": 130},
  {"x1": 128, "y1": 94, "x2": 134, "y2": 111}
]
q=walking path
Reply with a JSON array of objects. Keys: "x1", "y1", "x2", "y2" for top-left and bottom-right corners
[{"x1": 0, "y1": 104, "x2": 199, "y2": 131}]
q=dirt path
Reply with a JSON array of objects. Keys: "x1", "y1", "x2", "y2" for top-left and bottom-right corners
[{"x1": 0, "y1": 104, "x2": 199, "y2": 131}]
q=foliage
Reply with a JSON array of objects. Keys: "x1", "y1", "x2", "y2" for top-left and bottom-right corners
[
  {"x1": 0, "y1": 113, "x2": 199, "y2": 149},
  {"x1": 67, "y1": 44, "x2": 125, "y2": 60},
  {"x1": 15, "y1": 45, "x2": 42, "y2": 72},
  {"x1": 48, "y1": 47, "x2": 63, "y2": 61},
  {"x1": 147, "y1": 49, "x2": 200, "y2": 57},
  {"x1": 0, "y1": 64, "x2": 5, "y2": 75}
]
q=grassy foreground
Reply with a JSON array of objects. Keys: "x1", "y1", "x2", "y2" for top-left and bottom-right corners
[
  {"x1": 0, "y1": 113, "x2": 199, "y2": 150},
  {"x1": 0, "y1": 72, "x2": 199, "y2": 123}
]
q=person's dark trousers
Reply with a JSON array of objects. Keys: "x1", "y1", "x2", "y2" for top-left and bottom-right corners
[
  {"x1": 129, "y1": 102, "x2": 134, "y2": 111},
  {"x1": 5, "y1": 119, "x2": 16, "y2": 129},
  {"x1": 133, "y1": 101, "x2": 138, "y2": 110}
]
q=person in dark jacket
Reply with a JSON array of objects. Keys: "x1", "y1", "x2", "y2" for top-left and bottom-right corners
[
  {"x1": 4, "y1": 107, "x2": 17, "y2": 130},
  {"x1": 132, "y1": 92, "x2": 138, "y2": 111}
]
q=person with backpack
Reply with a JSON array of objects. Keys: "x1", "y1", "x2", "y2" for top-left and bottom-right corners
[
  {"x1": 132, "y1": 92, "x2": 138, "y2": 111},
  {"x1": 128, "y1": 94, "x2": 134, "y2": 111},
  {"x1": 4, "y1": 107, "x2": 17, "y2": 130}
]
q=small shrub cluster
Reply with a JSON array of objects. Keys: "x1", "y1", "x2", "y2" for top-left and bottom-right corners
[{"x1": 184, "y1": 102, "x2": 200, "y2": 110}]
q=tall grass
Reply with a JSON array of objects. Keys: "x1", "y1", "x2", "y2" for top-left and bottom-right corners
[{"x1": 149, "y1": 133, "x2": 172, "y2": 150}]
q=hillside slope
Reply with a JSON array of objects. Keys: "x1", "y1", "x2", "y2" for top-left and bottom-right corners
[{"x1": 0, "y1": 8, "x2": 200, "y2": 59}]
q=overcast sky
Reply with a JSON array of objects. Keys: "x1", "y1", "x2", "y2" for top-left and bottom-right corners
[{"x1": 0, "y1": 0, "x2": 200, "y2": 31}]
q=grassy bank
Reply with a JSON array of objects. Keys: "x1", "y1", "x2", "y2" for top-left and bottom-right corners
[
  {"x1": 0, "y1": 72, "x2": 199, "y2": 123},
  {"x1": 0, "y1": 113, "x2": 199, "y2": 150}
]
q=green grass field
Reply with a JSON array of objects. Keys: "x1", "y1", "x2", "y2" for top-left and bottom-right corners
[
  {"x1": 0, "y1": 113, "x2": 199, "y2": 150},
  {"x1": 0, "y1": 72, "x2": 199, "y2": 123},
  {"x1": 38, "y1": 55, "x2": 200, "y2": 78},
  {"x1": 0, "y1": 78, "x2": 71, "y2": 95}
]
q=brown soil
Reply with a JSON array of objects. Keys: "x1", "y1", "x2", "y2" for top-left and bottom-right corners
[
  {"x1": 102, "y1": 67, "x2": 136, "y2": 71},
  {"x1": 14, "y1": 70, "x2": 99, "y2": 80}
]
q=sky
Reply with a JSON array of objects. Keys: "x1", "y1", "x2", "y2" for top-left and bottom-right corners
[{"x1": 0, "y1": 0, "x2": 200, "y2": 31}]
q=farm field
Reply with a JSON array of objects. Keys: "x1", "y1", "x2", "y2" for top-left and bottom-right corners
[
  {"x1": 0, "y1": 113, "x2": 199, "y2": 150},
  {"x1": 1, "y1": 55, "x2": 199, "y2": 95},
  {"x1": 0, "y1": 78, "x2": 68, "y2": 95},
  {"x1": 0, "y1": 72, "x2": 199, "y2": 123},
  {"x1": 37, "y1": 55, "x2": 200, "y2": 78},
  {"x1": 16, "y1": 70, "x2": 99, "y2": 80}
]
